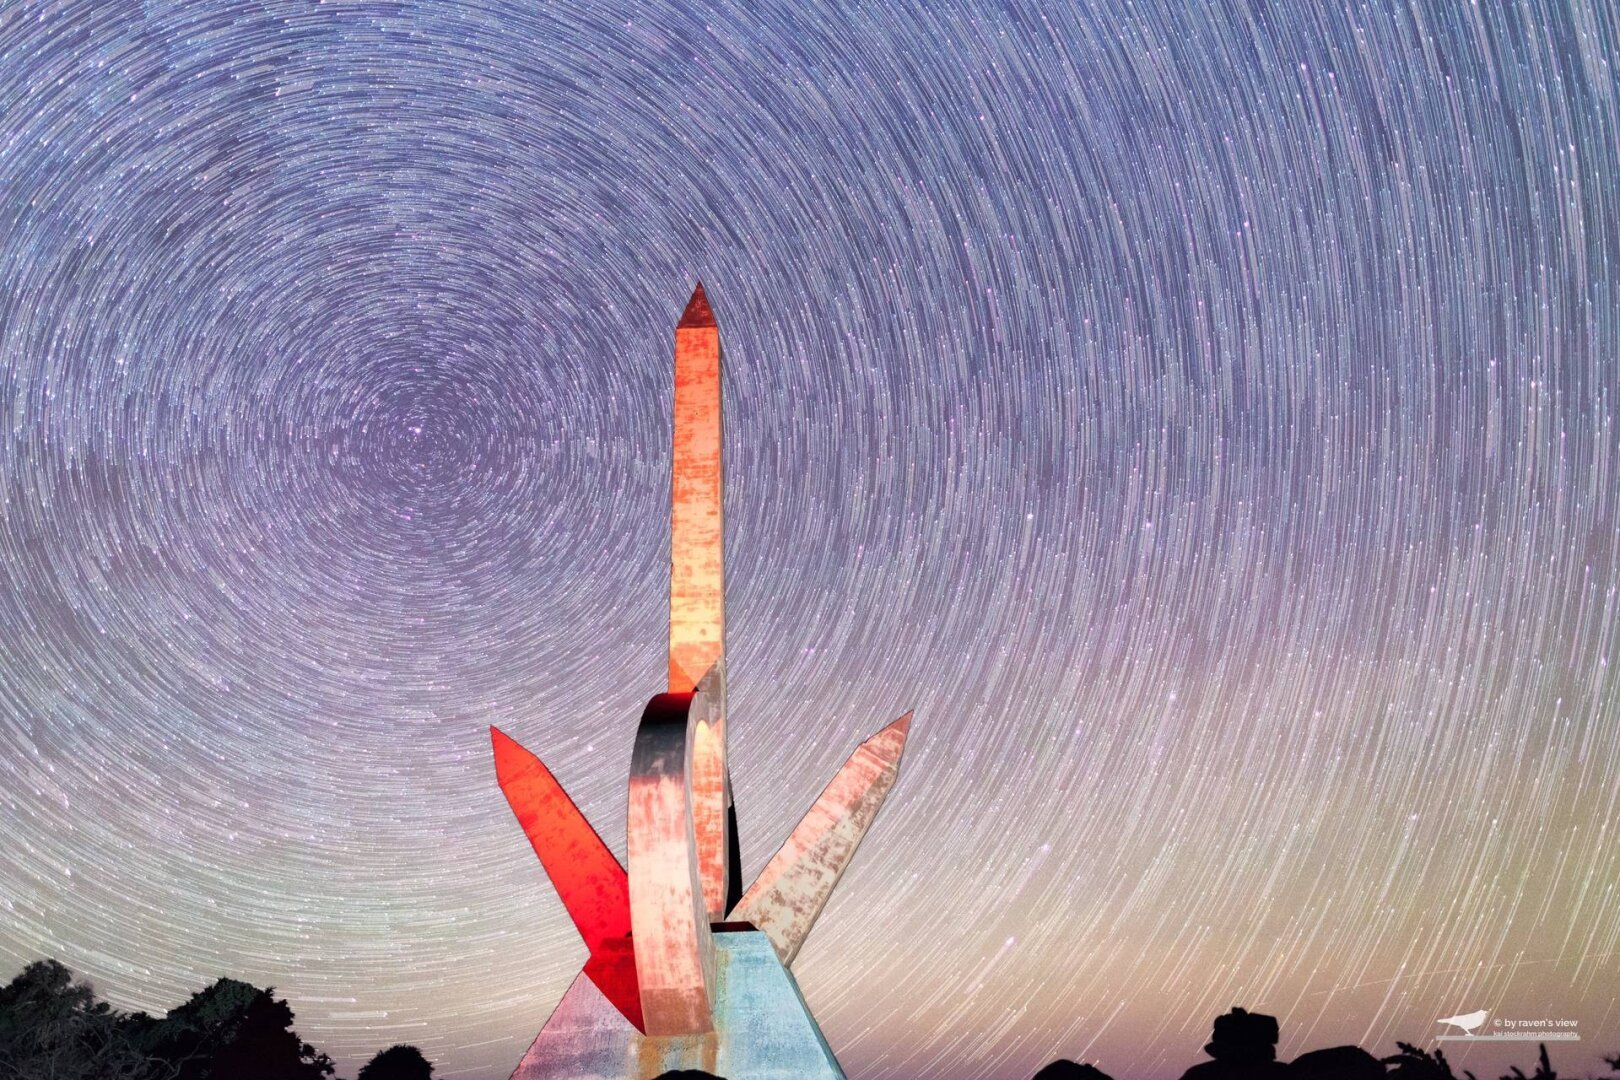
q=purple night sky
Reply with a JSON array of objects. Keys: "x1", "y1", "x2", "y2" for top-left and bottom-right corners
[{"x1": 2, "y1": 3, "x2": 1617, "y2": 1078}]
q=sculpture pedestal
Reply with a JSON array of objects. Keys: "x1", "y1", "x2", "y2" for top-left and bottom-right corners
[{"x1": 511, "y1": 929, "x2": 844, "y2": 1080}]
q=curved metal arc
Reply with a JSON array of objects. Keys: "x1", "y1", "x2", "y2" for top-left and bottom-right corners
[
  {"x1": 627, "y1": 688, "x2": 717, "y2": 1035},
  {"x1": 690, "y1": 661, "x2": 732, "y2": 921}
]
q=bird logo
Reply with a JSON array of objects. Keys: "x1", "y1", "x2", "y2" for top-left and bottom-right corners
[{"x1": 1437, "y1": 1009, "x2": 1488, "y2": 1036}]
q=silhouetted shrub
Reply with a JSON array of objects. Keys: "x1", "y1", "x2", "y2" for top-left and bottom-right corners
[
  {"x1": 1032, "y1": 1060, "x2": 1113, "y2": 1080},
  {"x1": 1289, "y1": 1045, "x2": 1384, "y2": 1080},
  {"x1": 1500, "y1": 1043, "x2": 1556, "y2": 1080},
  {"x1": 1381, "y1": 1041, "x2": 1475, "y2": 1080},
  {"x1": 1180, "y1": 1006, "x2": 1289, "y2": 1080},
  {"x1": 358, "y1": 1043, "x2": 434, "y2": 1080},
  {"x1": 128, "y1": 978, "x2": 333, "y2": 1080}
]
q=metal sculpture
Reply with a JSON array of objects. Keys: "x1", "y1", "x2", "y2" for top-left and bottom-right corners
[{"x1": 494, "y1": 284, "x2": 912, "y2": 1078}]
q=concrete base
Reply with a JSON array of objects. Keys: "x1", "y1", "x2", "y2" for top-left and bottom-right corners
[{"x1": 510, "y1": 929, "x2": 844, "y2": 1080}]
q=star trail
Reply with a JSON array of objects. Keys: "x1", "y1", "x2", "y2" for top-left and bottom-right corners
[{"x1": 1, "y1": 2, "x2": 1617, "y2": 1078}]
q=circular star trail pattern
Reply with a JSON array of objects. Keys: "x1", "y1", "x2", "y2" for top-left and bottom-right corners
[{"x1": 2, "y1": 3, "x2": 1618, "y2": 1078}]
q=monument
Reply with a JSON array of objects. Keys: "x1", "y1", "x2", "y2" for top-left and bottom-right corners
[{"x1": 492, "y1": 284, "x2": 913, "y2": 1079}]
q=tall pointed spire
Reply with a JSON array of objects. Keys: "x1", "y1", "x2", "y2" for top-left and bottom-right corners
[
  {"x1": 669, "y1": 283, "x2": 731, "y2": 921},
  {"x1": 668, "y1": 281, "x2": 724, "y2": 696}
]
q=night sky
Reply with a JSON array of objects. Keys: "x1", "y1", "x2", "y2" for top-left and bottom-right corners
[{"x1": 2, "y1": 3, "x2": 1617, "y2": 1078}]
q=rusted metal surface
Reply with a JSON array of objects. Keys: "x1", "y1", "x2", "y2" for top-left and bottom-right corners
[
  {"x1": 491, "y1": 726, "x2": 643, "y2": 1030},
  {"x1": 670, "y1": 284, "x2": 732, "y2": 922},
  {"x1": 731, "y1": 713, "x2": 912, "y2": 966},
  {"x1": 669, "y1": 282, "x2": 725, "y2": 698},
  {"x1": 689, "y1": 666, "x2": 732, "y2": 922},
  {"x1": 628, "y1": 692, "x2": 714, "y2": 1035},
  {"x1": 509, "y1": 929, "x2": 843, "y2": 1080}
]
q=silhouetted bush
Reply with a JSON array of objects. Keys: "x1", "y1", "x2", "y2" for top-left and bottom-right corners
[
  {"x1": 1381, "y1": 1040, "x2": 1476, "y2": 1080},
  {"x1": 1179, "y1": 1006, "x2": 1290, "y2": 1080},
  {"x1": 130, "y1": 977, "x2": 334, "y2": 1080},
  {"x1": 1032, "y1": 1060, "x2": 1113, "y2": 1080},
  {"x1": 1288, "y1": 1045, "x2": 1384, "y2": 1080},
  {"x1": 358, "y1": 1043, "x2": 434, "y2": 1080},
  {"x1": 1500, "y1": 1043, "x2": 1557, "y2": 1080}
]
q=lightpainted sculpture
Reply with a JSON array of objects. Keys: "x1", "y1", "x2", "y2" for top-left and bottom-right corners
[{"x1": 493, "y1": 285, "x2": 912, "y2": 1079}]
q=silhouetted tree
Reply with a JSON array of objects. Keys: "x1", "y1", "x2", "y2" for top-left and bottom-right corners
[
  {"x1": 1033, "y1": 1060, "x2": 1113, "y2": 1080},
  {"x1": 0, "y1": 960, "x2": 154, "y2": 1080},
  {"x1": 1382, "y1": 1041, "x2": 1477, "y2": 1080},
  {"x1": 132, "y1": 978, "x2": 333, "y2": 1080},
  {"x1": 358, "y1": 1043, "x2": 434, "y2": 1080},
  {"x1": 1181, "y1": 1007, "x2": 1290, "y2": 1080},
  {"x1": 1288, "y1": 1045, "x2": 1384, "y2": 1080},
  {"x1": 207, "y1": 991, "x2": 333, "y2": 1080},
  {"x1": 1501, "y1": 1043, "x2": 1556, "y2": 1080}
]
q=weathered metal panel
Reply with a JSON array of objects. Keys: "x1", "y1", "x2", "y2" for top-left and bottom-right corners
[
  {"x1": 731, "y1": 713, "x2": 912, "y2": 966},
  {"x1": 689, "y1": 666, "x2": 731, "y2": 922},
  {"x1": 670, "y1": 285, "x2": 732, "y2": 923},
  {"x1": 509, "y1": 930, "x2": 844, "y2": 1080},
  {"x1": 668, "y1": 282, "x2": 725, "y2": 698},
  {"x1": 491, "y1": 726, "x2": 643, "y2": 1030},
  {"x1": 628, "y1": 693, "x2": 714, "y2": 1034}
]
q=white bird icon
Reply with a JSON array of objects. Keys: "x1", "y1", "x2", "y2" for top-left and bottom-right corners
[{"x1": 1437, "y1": 1009, "x2": 1487, "y2": 1036}]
